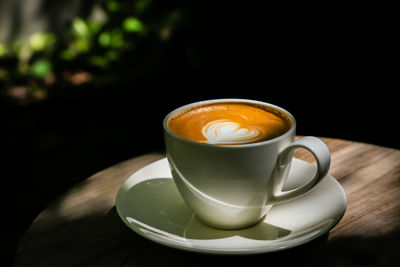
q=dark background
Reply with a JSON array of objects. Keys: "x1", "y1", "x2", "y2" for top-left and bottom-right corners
[{"x1": 1, "y1": 1, "x2": 397, "y2": 265}]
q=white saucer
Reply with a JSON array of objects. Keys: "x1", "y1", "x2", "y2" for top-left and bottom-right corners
[{"x1": 116, "y1": 158, "x2": 346, "y2": 255}]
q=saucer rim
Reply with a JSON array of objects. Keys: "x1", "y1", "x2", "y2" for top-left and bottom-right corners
[{"x1": 116, "y1": 157, "x2": 347, "y2": 255}]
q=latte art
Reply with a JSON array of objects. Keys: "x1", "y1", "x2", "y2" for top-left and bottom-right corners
[
  {"x1": 202, "y1": 120, "x2": 262, "y2": 144},
  {"x1": 168, "y1": 102, "x2": 291, "y2": 145}
]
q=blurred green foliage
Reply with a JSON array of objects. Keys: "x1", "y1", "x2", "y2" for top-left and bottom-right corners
[
  {"x1": 0, "y1": 0, "x2": 183, "y2": 104},
  {"x1": 30, "y1": 59, "x2": 52, "y2": 78},
  {"x1": 123, "y1": 17, "x2": 146, "y2": 32}
]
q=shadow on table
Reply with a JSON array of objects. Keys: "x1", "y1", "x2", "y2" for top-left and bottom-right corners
[{"x1": 14, "y1": 206, "x2": 400, "y2": 267}]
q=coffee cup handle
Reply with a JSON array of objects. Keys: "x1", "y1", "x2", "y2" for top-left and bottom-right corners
[{"x1": 269, "y1": 136, "x2": 331, "y2": 204}]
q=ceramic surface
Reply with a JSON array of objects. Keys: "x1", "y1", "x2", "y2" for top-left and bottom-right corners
[
  {"x1": 163, "y1": 99, "x2": 331, "y2": 229},
  {"x1": 116, "y1": 158, "x2": 346, "y2": 255}
]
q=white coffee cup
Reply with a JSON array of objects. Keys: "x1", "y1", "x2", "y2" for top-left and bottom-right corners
[{"x1": 163, "y1": 99, "x2": 330, "y2": 229}]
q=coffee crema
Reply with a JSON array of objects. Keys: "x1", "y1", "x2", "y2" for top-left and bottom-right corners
[{"x1": 168, "y1": 102, "x2": 291, "y2": 145}]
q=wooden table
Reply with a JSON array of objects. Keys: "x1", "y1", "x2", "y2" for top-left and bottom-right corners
[{"x1": 14, "y1": 138, "x2": 400, "y2": 266}]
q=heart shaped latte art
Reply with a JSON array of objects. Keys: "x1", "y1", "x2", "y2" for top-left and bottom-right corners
[{"x1": 202, "y1": 119, "x2": 262, "y2": 144}]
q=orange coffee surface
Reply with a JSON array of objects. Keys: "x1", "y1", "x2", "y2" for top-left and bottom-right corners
[{"x1": 168, "y1": 103, "x2": 291, "y2": 145}]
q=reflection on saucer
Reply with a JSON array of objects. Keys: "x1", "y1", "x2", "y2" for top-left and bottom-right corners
[
  {"x1": 125, "y1": 178, "x2": 291, "y2": 241},
  {"x1": 116, "y1": 158, "x2": 346, "y2": 255},
  {"x1": 184, "y1": 213, "x2": 291, "y2": 240}
]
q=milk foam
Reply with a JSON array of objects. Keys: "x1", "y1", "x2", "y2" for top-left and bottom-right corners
[
  {"x1": 168, "y1": 102, "x2": 291, "y2": 145},
  {"x1": 202, "y1": 119, "x2": 261, "y2": 144}
]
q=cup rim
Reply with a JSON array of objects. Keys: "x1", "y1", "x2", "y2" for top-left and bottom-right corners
[{"x1": 163, "y1": 98, "x2": 296, "y2": 148}]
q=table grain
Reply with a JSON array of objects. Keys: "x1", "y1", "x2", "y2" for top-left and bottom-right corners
[{"x1": 14, "y1": 138, "x2": 400, "y2": 266}]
